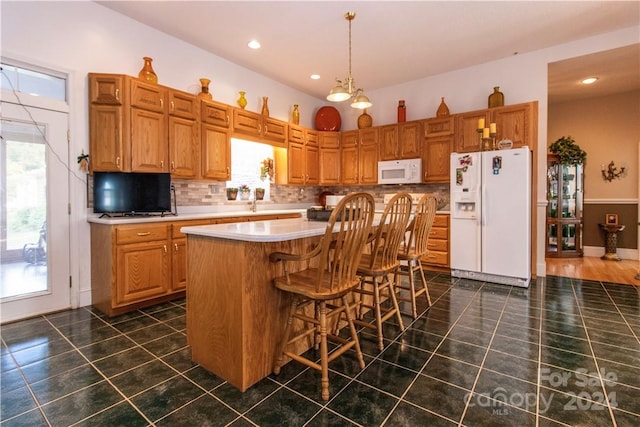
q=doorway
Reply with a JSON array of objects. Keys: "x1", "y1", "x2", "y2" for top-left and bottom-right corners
[{"x1": 1, "y1": 87, "x2": 70, "y2": 323}]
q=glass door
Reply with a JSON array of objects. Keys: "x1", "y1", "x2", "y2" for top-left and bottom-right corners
[{"x1": 1, "y1": 94, "x2": 70, "y2": 322}]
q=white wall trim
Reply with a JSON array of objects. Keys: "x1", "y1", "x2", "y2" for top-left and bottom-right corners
[
  {"x1": 583, "y1": 245, "x2": 638, "y2": 260},
  {"x1": 584, "y1": 199, "x2": 638, "y2": 204},
  {"x1": 79, "y1": 289, "x2": 92, "y2": 308}
]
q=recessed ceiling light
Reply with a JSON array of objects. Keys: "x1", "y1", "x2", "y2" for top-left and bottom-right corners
[
  {"x1": 581, "y1": 77, "x2": 598, "y2": 85},
  {"x1": 310, "y1": 74, "x2": 320, "y2": 80},
  {"x1": 248, "y1": 40, "x2": 261, "y2": 49}
]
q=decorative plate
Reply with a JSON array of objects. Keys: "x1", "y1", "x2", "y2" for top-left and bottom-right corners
[{"x1": 314, "y1": 106, "x2": 341, "y2": 131}]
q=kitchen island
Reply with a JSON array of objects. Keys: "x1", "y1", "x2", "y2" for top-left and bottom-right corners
[{"x1": 182, "y1": 218, "x2": 334, "y2": 391}]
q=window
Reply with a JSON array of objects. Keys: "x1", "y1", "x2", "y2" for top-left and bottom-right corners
[
  {"x1": 227, "y1": 138, "x2": 274, "y2": 200},
  {"x1": 1, "y1": 63, "x2": 66, "y2": 102}
]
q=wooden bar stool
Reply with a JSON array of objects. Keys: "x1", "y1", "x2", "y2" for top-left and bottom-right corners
[
  {"x1": 395, "y1": 194, "x2": 438, "y2": 318},
  {"x1": 269, "y1": 192, "x2": 375, "y2": 401},
  {"x1": 354, "y1": 192, "x2": 413, "y2": 351}
]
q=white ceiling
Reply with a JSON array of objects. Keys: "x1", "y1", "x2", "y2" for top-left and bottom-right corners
[{"x1": 97, "y1": 1, "x2": 640, "y2": 102}]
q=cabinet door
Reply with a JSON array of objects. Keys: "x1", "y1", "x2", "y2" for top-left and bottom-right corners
[
  {"x1": 305, "y1": 144, "x2": 320, "y2": 185},
  {"x1": 130, "y1": 79, "x2": 165, "y2": 113},
  {"x1": 287, "y1": 142, "x2": 305, "y2": 184},
  {"x1": 90, "y1": 105, "x2": 125, "y2": 171},
  {"x1": 168, "y1": 90, "x2": 197, "y2": 120},
  {"x1": 201, "y1": 123, "x2": 230, "y2": 180},
  {"x1": 399, "y1": 121, "x2": 422, "y2": 159},
  {"x1": 89, "y1": 73, "x2": 123, "y2": 105},
  {"x1": 263, "y1": 117, "x2": 288, "y2": 146},
  {"x1": 305, "y1": 129, "x2": 319, "y2": 147},
  {"x1": 341, "y1": 130, "x2": 358, "y2": 147},
  {"x1": 172, "y1": 238, "x2": 187, "y2": 292},
  {"x1": 232, "y1": 109, "x2": 261, "y2": 137},
  {"x1": 379, "y1": 125, "x2": 398, "y2": 160},
  {"x1": 115, "y1": 241, "x2": 169, "y2": 306},
  {"x1": 319, "y1": 148, "x2": 341, "y2": 185},
  {"x1": 201, "y1": 100, "x2": 231, "y2": 128},
  {"x1": 455, "y1": 111, "x2": 490, "y2": 153},
  {"x1": 359, "y1": 128, "x2": 378, "y2": 146},
  {"x1": 319, "y1": 132, "x2": 340, "y2": 148},
  {"x1": 169, "y1": 116, "x2": 199, "y2": 178},
  {"x1": 130, "y1": 108, "x2": 168, "y2": 172},
  {"x1": 423, "y1": 136, "x2": 452, "y2": 183},
  {"x1": 288, "y1": 124, "x2": 305, "y2": 144},
  {"x1": 493, "y1": 103, "x2": 532, "y2": 148},
  {"x1": 341, "y1": 145, "x2": 359, "y2": 184},
  {"x1": 359, "y1": 143, "x2": 378, "y2": 184}
]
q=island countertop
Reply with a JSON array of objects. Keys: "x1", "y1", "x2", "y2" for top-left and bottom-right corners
[{"x1": 181, "y1": 217, "x2": 333, "y2": 243}]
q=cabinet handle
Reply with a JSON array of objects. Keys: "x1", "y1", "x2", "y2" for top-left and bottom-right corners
[
  {"x1": 115, "y1": 89, "x2": 120, "y2": 101},
  {"x1": 174, "y1": 243, "x2": 178, "y2": 252},
  {"x1": 137, "y1": 232, "x2": 151, "y2": 236},
  {"x1": 170, "y1": 101, "x2": 175, "y2": 112},
  {"x1": 264, "y1": 125, "x2": 268, "y2": 134},
  {"x1": 163, "y1": 245, "x2": 167, "y2": 254},
  {"x1": 171, "y1": 161, "x2": 175, "y2": 170},
  {"x1": 116, "y1": 156, "x2": 120, "y2": 167},
  {"x1": 258, "y1": 124, "x2": 262, "y2": 134},
  {"x1": 226, "y1": 115, "x2": 229, "y2": 125},
  {"x1": 160, "y1": 98, "x2": 164, "y2": 110},
  {"x1": 161, "y1": 160, "x2": 164, "y2": 168}
]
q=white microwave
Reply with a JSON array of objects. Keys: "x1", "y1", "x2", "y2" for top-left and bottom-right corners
[{"x1": 378, "y1": 158, "x2": 422, "y2": 184}]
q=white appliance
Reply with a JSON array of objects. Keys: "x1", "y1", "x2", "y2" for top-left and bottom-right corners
[
  {"x1": 450, "y1": 147, "x2": 531, "y2": 287},
  {"x1": 378, "y1": 158, "x2": 422, "y2": 184}
]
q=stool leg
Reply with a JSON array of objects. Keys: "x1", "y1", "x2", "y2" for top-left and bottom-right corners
[
  {"x1": 407, "y1": 260, "x2": 418, "y2": 319},
  {"x1": 418, "y1": 262, "x2": 432, "y2": 307},
  {"x1": 274, "y1": 296, "x2": 298, "y2": 375},
  {"x1": 318, "y1": 301, "x2": 330, "y2": 401},
  {"x1": 372, "y1": 277, "x2": 384, "y2": 351},
  {"x1": 342, "y1": 294, "x2": 365, "y2": 369},
  {"x1": 387, "y1": 275, "x2": 405, "y2": 332}
]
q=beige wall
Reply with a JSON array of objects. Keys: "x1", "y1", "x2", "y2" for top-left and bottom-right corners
[{"x1": 548, "y1": 90, "x2": 640, "y2": 200}]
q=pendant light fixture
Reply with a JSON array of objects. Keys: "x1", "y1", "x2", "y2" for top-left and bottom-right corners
[{"x1": 326, "y1": 12, "x2": 372, "y2": 109}]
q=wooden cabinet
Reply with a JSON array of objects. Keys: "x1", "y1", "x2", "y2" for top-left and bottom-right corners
[
  {"x1": 232, "y1": 108, "x2": 288, "y2": 147},
  {"x1": 89, "y1": 73, "x2": 199, "y2": 176},
  {"x1": 340, "y1": 128, "x2": 378, "y2": 185},
  {"x1": 455, "y1": 110, "x2": 491, "y2": 153},
  {"x1": 421, "y1": 214, "x2": 450, "y2": 269},
  {"x1": 91, "y1": 213, "x2": 302, "y2": 316},
  {"x1": 454, "y1": 102, "x2": 537, "y2": 153},
  {"x1": 422, "y1": 116, "x2": 454, "y2": 183},
  {"x1": 319, "y1": 131, "x2": 340, "y2": 148},
  {"x1": 379, "y1": 121, "x2": 422, "y2": 160},
  {"x1": 288, "y1": 125, "x2": 319, "y2": 185},
  {"x1": 318, "y1": 131, "x2": 341, "y2": 185},
  {"x1": 201, "y1": 100, "x2": 232, "y2": 180}
]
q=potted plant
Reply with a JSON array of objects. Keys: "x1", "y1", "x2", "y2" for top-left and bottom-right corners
[
  {"x1": 549, "y1": 136, "x2": 586, "y2": 165},
  {"x1": 255, "y1": 188, "x2": 265, "y2": 200},
  {"x1": 239, "y1": 184, "x2": 251, "y2": 200},
  {"x1": 226, "y1": 187, "x2": 238, "y2": 201}
]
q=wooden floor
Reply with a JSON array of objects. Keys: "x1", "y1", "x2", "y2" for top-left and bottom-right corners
[{"x1": 546, "y1": 256, "x2": 640, "y2": 286}]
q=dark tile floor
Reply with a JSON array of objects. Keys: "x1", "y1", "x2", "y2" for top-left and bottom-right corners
[{"x1": 1, "y1": 273, "x2": 639, "y2": 426}]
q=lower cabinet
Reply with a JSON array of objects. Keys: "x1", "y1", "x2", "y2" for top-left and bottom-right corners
[
  {"x1": 421, "y1": 214, "x2": 450, "y2": 270},
  {"x1": 91, "y1": 214, "x2": 300, "y2": 316}
]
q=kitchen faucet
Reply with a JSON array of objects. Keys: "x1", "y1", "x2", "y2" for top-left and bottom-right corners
[{"x1": 250, "y1": 197, "x2": 257, "y2": 212}]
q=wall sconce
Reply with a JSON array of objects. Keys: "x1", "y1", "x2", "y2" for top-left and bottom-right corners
[{"x1": 601, "y1": 161, "x2": 626, "y2": 182}]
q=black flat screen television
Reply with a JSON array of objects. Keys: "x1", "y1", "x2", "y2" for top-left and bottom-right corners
[{"x1": 93, "y1": 172, "x2": 172, "y2": 215}]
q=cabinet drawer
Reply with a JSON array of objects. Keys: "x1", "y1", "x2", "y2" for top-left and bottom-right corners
[
  {"x1": 424, "y1": 116, "x2": 455, "y2": 137},
  {"x1": 169, "y1": 90, "x2": 197, "y2": 119},
  {"x1": 427, "y1": 239, "x2": 448, "y2": 252},
  {"x1": 422, "y1": 250, "x2": 448, "y2": 266},
  {"x1": 433, "y1": 215, "x2": 449, "y2": 227},
  {"x1": 429, "y1": 226, "x2": 448, "y2": 240},
  {"x1": 130, "y1": 80, "x2": 165, "y2": 113},
  {"x1": 172, "y1": 220, "x2": 213, "y2": 239},
  {"x1": 116, "y1": 223, "x2": 169, "y2": 244},
  {"x1": 215, "y1": 216, "x2": 249, "y2": 224}
]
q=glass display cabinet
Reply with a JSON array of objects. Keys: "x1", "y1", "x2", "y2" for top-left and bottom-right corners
[{"x1": 546, "y1": 154, "x2": 584, "y2": 257}]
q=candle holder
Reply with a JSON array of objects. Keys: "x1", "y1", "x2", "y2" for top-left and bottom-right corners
[
  {"x1": 477, "y1": 128, "x2": 493, "y2": 151},
  {"x1": 601, "y1": 161, "x2": 626, "y2": 182},
  {"x1": 490, "y1": 131, "x2": 497, "y2": 150}
]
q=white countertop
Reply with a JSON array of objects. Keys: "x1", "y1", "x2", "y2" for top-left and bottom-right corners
[{"x1": 181, "y1": 217, "x2": 332, "y2": 242}]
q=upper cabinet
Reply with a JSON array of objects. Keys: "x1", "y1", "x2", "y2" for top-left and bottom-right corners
[
  {"x1": 318, "y1": 132, "x2": 340, "y2": 185},
  {"x1": 379, "y1": 121, "x2": 422, "y2": 160},
  {"x1": 340, "y1": 128, "x2": 378, "y2": 185},
  {"x1": 422, "y1": 116, "x2": 454, "y2": 183},
  {"x1": 288, "y1": 125, "x2": 319, "y2": 185},
  {"x1": 232, "y1": 109, "x2": 288, "y2": 147},
  {"x1": 454, "y1": 102, "x2": 537, "y2": 153},
  {"x1": 201, "y1": 99, "x2": 232, "y2": 180}
]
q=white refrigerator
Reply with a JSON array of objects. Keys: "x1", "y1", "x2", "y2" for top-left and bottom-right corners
[{"x1": 450, "y1": 147, "x2": 531, "y2": 287}]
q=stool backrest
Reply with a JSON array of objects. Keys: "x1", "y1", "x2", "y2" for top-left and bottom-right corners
[
  {"x1": 406, "y1": 194, "x2": 438, "y2": 256},
  {"x1": 366, "y1": 192, "x2": 413, "y2": 271},
  {"x1": 317, "y1": 192, "x2": 375, "y2": 292}
]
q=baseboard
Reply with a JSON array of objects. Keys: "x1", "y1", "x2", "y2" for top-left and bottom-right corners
[{"x1": 583, "y1": 246, "x2": 638, "y2": 260}]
